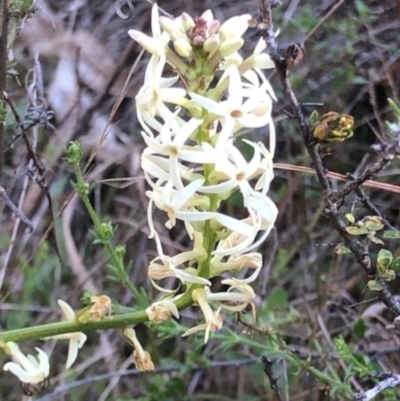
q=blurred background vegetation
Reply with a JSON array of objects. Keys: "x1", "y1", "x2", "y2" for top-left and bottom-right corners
[{"x1": 1, "y1": 0, "x2": 400, "y2": 400}]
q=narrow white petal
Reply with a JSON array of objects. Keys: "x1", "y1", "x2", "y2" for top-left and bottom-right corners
[
  {"x1": 173, "y1": 118, "x2": 203, "y2": 147},
  {"x1": 226, "y1": 66, "x2": 243, "y2": 109},
  {"x1": 36, "y1": 348, "x2": 50, "y2": 377},
  {"x1": 58, "y1": 300, "x2": 75, "y2": 321},
  {"x1": 177, "y1": 270, "x2": 211, "y2": 285},
  {"x1": 159, "y1": 88, "x2": 187, "y2": 103},
  {"x1": 254, "y1": 53, "x2": 275, "y2": 69},
  {"x1": 189, "y1": 93, "x2": 227, "y2": 116},
  {"x1": 213, "y1": 213, "x2": 255, "y2": 237},
  {"x1": 197, "y1": 179, "x2": 237, "y2": 194},
  {"x1": 6, "y1": 342, "x2": 35, "y2": 372},
  {"x1": 66, "y1": 339, "x2": 79, "y2": 369},
  {"x1": 151, "y1": 3, "x2": 161, "y2": 38},
  {"x1": 4, "y1": 363, "x2": 39, "y2": 384},
  {"x1": 177, "y1": 149, "x2": 218, "y2": 164},
  {"x1": 172, "y1": 179, "x2": 205, "y2": 209}
]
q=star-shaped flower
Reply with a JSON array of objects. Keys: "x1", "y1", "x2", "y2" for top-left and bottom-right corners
[
  {"x1": 199, "y1": 140, "x2": 267, "y2": 205},
  {"x1": 189, "y1": 66, "x2": 272, "y2": 149},
  {"x1": 148, "y1": 248, "x2": 211, "y2": 288},
  {"x1": 136, "y1": 56, "x2": 187, "y2": 124}
]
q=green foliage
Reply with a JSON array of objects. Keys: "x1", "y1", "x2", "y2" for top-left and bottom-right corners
[
  {"x1": 9, "y1": 0, "x2": 34, "y2": 15},
  {"x1": 334, "y1": 336, "x2": 375, "y2": 379}
]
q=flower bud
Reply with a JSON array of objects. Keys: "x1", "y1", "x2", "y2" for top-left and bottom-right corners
[
  {"x1": 159, "y1": 16, "x2": 182, "y2": 34},
  {"x1": 219, "y1": 37, "x2": 245, "y2": 58},
  {"x1": 181, "y1": 12, "x2": 195, "y2": 31},
  {"x1": 204, "y1": 35, "x2": 220, "y2": 58},
  {"x1": 173, "y1": 38, "x2": 194, "y2": 58},
  {"x1": 218, "y1": 14, "x2": 251, "y2": 40}
]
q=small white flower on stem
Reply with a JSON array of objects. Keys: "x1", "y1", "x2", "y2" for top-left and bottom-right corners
[
  {"x1": 199, "y1": 140, "x2": 266, "y2": 205},
  {"x1": 148, "y1": 248, "x2": 211, "y2": 287},
  {"x1": 146, "y1": 179, "x2": 209, "y2": 230},
  {"x1": 49, "y1": 300, "x2": 87, "y2": 369},
  {"x1": 136, "y1": 56, "x2": 187, "y2": 122},
  {"x1": 182, "y1": 288, "x2": 223, "y2": 343},
  {"x1": 3, "y1": 342, "x2": 50, "y2": 385},
  {"x1": 128, "y1": 3, "x2": 169, "y2": 57},
  {"x1": 210, "y1": 252, "x2": 262, "y2": 277},
  {"x1": 239, "y1": 37, "x2": 276, "y2": 74},
  {"x1": 209, "y1": 279, "x2": 256, "y2": 314},
  {"x1": 123, "y1": 328, "x2": 155, "y2": 372},
  {"x1": 141, "y1": 117, "x2": 218, "y2": 189},
  {"x1": 247, "y1": 191, "x2": 279, "y2": 232},
  {"x1": 190, "y1": 66, "x2": 272, "y2": 149}
]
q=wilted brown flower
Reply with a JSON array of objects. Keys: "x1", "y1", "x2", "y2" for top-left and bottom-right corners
[{"x1": 89, "y1": 295, "x2": 112, "y2": 321}]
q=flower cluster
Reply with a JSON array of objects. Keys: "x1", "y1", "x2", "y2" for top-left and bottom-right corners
[{"x1": 129, "y1": 5, "x2": 278, "y2": 342}]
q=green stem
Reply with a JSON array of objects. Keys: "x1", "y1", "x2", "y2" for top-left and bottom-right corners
[
  {"x1": 74, "y1": 167, "x2": 123, "y2": 273},
  {"x1": 0, "y1": 310, "x2": 148, "y2": 343}
]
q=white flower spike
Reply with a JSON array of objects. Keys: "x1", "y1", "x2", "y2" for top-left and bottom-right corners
[{"x1": 130, "y1": 4, "x2": 278, "y2": 349}]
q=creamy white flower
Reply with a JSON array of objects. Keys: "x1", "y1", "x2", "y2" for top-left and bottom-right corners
[
  {"x1": 128, "y1": 3, "x2": 170, "y2": 57},
  {"x1": 198, "y1": 140, "x2": 266, "y2": 205},
  {"x1": 146, "y1": 179, "x2": 208, "y2": 230},
  {"x1": 141, "y1": 117, "x2": 220, "y2": 190},
  {"x1": 148, "y1": 248, "x2": 211, "y2": 287},
  {"x1": 212, "y1": 230, "x2": 256, "y2": 257},
  {"x1": 240, "y1": 37, "x2": 276, "y2": 74},
  {"x1": 182, "y1": 288, "x2": 223, "y2": 343},
  {"x1": 3, "y1": 342, "x2": 49, "y2": 384},
  {"x1": 207, "y1": 278, "x2": 255, "y2": 312},
  {"x1": 142, "y1": 150, "x2": 200, "y2": 184},
  {"x1": 190, "y1": 66, "x2": 272, "y2": 149},
  {"x1": 48, "y1": 300, "x2": 87, "y2": 369},
  {"x1": 247, "y1": 191, "x2": 278, "y2": 231},
  {"x1": 136, "y1": 56, "x2": 187, "y2": 124},
  {"x1": 210, "y1": 252, "x2": 262, "y2": 277}
]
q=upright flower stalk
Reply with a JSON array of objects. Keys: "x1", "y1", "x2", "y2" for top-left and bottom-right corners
[
  {"x1": 1, "y1": 6, "x2": 279, "y2": 390},
  {"x1": 129, "y1": 4, "x2": 278, "y2": 343}
]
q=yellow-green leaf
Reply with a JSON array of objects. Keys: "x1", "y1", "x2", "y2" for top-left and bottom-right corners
[
  {"x1": 377, "y1": 249, "x2": 393, "y2": 271},
  {"x1": 334, "y1": 244, "x2": 351, "y2": 254},
  {"x1": 368, "y1": 235, "x2": 384, "y2": 245},
  {"x1": 364, "y1": 216, "x2": 385, "y2": 232},
  {"x1": 346, "y1": 226, "x2": 368, "y2": 235},
  {"x1": 345, "y1": 214, "x2": 355, "y2": 224},
  {"x1": 392, "y1": 257, "x2": 400, "y2": 273},
  {"x1": 383, "y1": 230, "x2": 400, "y2": 239}
]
